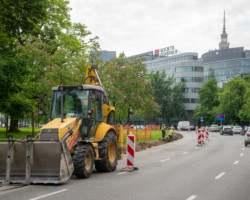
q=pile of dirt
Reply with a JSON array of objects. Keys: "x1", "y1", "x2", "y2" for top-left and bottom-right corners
[{"x1": 123, "y1": 132, "x2": 183, "y2": 153}]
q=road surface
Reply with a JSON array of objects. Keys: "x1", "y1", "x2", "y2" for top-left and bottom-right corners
[{"x1": 0, "y1": 131, "x2": 249, "y2": 200}]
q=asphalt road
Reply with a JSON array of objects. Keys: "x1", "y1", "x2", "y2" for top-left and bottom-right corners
[{"x1": 1, "y1": 131, "x2": 249, "y2": 200}]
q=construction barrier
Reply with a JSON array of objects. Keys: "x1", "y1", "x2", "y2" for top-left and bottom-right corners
[
  {"x1": 127, "y1": 134, "x2": 135, "y2": 167},
  {"x1": 198, "y1": 129, "x2": 205, "y2": 145},
  {"x1": 122, "y1": 126, "x2": 151, "y2": 141},
  {"x1": 205, "y1": 128, "x2": 209, "y2": 139},
  {"x1": 202, "y1": 129, "x2": 205, "y2": 143},
  {"x1": 146, "y1": 125, "x2": 160, "y2": 130}
]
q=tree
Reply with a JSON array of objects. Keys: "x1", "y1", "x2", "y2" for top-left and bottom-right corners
[
  {"x1": 193, "y1": 78, "x2": 219, "y2": 125},
  {"x1": 98, "y1": 53, "x2": 157, "y2": 124},
  {"x1": 0, "y1": 0, "x2": 99, "y2": 132},
  {"x1": 218, "y1": 77, "x2": 249, "y2": 125},
  {"x1": 151, "y1": 71, "x2": 186, "y2": 125},
  {"x1": 0, "y1": 57, "x2": 32, "y2": 132},
  {"x1": 239, "y1": 88, "x2": 250, "y2": 123}
]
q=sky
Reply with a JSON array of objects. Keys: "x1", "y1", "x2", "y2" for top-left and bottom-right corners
[{"x1": 68, "y1": 0, "x2": 250, "y2": 57}]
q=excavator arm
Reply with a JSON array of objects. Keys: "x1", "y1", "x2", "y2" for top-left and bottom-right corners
[{"x1": 84, "y1": 65, "x2": 115, "y2": 124}]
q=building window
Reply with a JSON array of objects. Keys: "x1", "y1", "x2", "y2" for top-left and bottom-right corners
[
  {"x1": 183, "y1": 88, "x2": 200, "y2": 93},
  {"x1": 175, "y1": 66, "x2": 203, "y2": 73},
  {"x1": 176, "y1": 77, "x2": 203, "y2": 83},
  {"x1": 183, "y1": 98, "x2": 200, "y2": 104}
]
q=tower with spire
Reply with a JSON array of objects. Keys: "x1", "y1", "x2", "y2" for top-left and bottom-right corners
[{"x1": 219, "y1": 10, "x2": 230, "y2": 49}]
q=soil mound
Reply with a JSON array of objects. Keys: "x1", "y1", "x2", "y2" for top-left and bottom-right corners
[{"x1": 123, "y1": 132, "x2": 183, "y2": 153}]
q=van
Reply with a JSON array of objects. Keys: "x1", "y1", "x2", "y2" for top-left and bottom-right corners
[{"x1": 177, "y1": 121, "x2": 190, "y2": 131}]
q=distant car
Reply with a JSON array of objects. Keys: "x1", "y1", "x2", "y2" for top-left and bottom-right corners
[
  {"x1": 210, "y1": 124, "x2": 220, "y2": 132},
  {"x1": 232, "y1": 126, "x2": 242, "y2": 134},
  {"x1": 220, "y1": 126, "x2": 233, "y2": 135},
  {"x1": 189, "y1": 125, "x2": 195, "y2": 131},
  {"x1": 244, "y1": 127, "x2": 250, "y2": 146}
]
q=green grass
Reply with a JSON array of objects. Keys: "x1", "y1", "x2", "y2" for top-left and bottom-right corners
[
  {"x1": 0, "y1": 127, "x2": 40, "y2": 140},
  {"x1": 122, "y1": 130, "x2": 170, "y2": 146}
]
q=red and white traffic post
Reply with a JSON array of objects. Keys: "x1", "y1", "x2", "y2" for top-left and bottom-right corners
[
  {"x1": 205, "y1": 127, "x2": 209, "y2": 139},
  {"x1": 127, "y1": 134, "x2": 135, "y2": 167},
  {"x1": 198, "y1": 129, "x2": 205, "y2": 146},
  {"x1": 121, "y1": 133, "x2": 138, "y2": 172}
]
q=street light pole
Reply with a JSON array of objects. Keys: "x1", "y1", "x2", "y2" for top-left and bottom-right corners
[{"x1": 229, "y1": 81, "x2": 231, "y2": 125}]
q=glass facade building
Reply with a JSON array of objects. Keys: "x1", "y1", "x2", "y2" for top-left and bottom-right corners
[
  {"x1": 202, "y1": 47, "x2": 250, "y2": 87},
  {"x1": 100, "y1": 50, "x2": 116, "y2": 62},
  {"x1": 145, "y1": 52, "x2": 204, "y2": 125}
]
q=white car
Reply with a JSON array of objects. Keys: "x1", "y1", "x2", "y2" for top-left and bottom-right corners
[
  {"x1": 244, "y1": 127, "x2": 250, "y2": 146},
  {"x1": 232, "y1": 126, "x2": 242, "y2": 134},
  {"x1": 210, "y1": 124, "x2": 219, "y2": 132}
]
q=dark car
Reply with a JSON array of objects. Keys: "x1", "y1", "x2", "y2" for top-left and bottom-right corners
[{"x1": 220, "y1": 126, "x2": 233, "y2": 135}]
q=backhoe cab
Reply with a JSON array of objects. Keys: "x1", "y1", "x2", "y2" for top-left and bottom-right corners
[{"x1": 0, "y1": 65, "x2": 122, "y2": 185}]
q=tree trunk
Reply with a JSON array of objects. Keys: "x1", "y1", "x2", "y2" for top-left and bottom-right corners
[
  {"x1": 127, "y1": 106, "x2": 130, "y2": 124},
  {"x1": 9, "y1": 118, "x2": 19, "y2": 133}
]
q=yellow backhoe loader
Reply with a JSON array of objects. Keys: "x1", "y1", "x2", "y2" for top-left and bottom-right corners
[{"x1": 0, "y1": 65, "x2": 123, "y2": 185}]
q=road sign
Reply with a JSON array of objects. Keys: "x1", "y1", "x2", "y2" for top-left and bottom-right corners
[
  {"x1": 217, "y1": 114, "x2": 225, "y2": 121},
  {"x1": 200, "y1": 117, "x2": 203, "y2": 122}
]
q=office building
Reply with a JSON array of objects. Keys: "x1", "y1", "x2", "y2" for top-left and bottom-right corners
[
  {"x1": 202, "y1": 11, "x2": 250, "y2": 87},
  {"x1": 100, "y1": 50, "x2": 116, "y2": 62},
  {"x1": 145, "y1": 51, "x2": 203, "y2": 125}
]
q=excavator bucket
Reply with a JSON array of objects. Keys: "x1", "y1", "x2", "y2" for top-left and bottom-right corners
[{"x1": 0, "y1": 136, "x2": 73, "y2": 185}]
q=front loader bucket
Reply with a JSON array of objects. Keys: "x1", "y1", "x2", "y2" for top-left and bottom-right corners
[{"x1": 0, "y1": 138, "x2": 73, "y2": 185}]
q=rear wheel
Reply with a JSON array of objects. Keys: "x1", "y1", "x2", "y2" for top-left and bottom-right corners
[
  {"x1": 95, "y1": 132, "x2": 118, "y2": 172},
  {"x1": 245, "y1": 141, "x2": 248, "y2": 147},
  {"x1": 73, "y1": 144, "x2": 94, "y2": 178}
]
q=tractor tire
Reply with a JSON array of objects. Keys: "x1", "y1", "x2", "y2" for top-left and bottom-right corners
[
  {"x1": 95, "y1": 132, "x2": 118, "y2": 172},
  {"x1": 73, "y1": 144, "x2": 94, "y2": 178}
]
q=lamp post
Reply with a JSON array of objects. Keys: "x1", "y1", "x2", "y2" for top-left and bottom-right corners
[{"x1": 229, "y1": 81, "x2": 231, "y2": 125}]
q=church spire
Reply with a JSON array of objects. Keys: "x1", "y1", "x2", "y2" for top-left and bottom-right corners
[
  {"x1": 223, "y1": 10, "x2": 226, "y2": 34},
  {"x1": 219, "y1": 10, "x2": 229, "y2": 49}
]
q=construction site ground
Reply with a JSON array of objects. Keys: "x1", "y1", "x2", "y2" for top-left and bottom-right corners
[{"x1": 123, "y1": 132, "x2": 183, "y2": 153}]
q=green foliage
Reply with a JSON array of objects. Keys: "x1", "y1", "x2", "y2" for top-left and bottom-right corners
[
  {"x1": 98, "y1": 53, "x2": 157, "y2": 123},
  {"x1": 198, "y1": 78, "x2": 219, "y2": 109},
  {"x1": 151, "y1": 71, "x2": 186, "y2": 124},
  {"x1": 218, "y1": 77, "x2": 249, "y2": 125},
  {"x1": 0, "y1": 0, "x2": 99, "y2": 132},
  {"x1": 239, "y1": 88, "x2": 250, "y2": 123},
  {"x1": 193, "y1": 78, "x2": 219, "y2": 125},
  {"x1": 194, "y1": 77, "x2": 250, "y2": 125},
  {"x1": 0, "y1": 57, "x2": 32, "y2": 117}
]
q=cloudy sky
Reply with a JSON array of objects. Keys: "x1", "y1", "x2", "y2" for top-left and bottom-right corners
[{"x1": 68, "y1": 0, "x2": 250, "y2": 57}]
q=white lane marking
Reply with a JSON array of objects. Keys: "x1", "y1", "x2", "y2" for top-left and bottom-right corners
[
  {"x1": 117, "y1": 172, "x2": 127, "y2": 175},
  {"x1": 195, "y1": 147, "x2": 199, "y2": 150},
  {"x1": 234, "y1": 160, "x2": 239, "y2": 165},
  {"x1": 30, "y1": 189, "x2": 68, "y2": 200},
  {"x1": 160, "y1": 158, "x2": 170, "y2": 162},
  {"x1": 240, "y1": 153, "x2": 244, "y2": 156},
  {"x1": 186, "y1": 195, "x2": 197, "y2": 200},
  {"x1": 242, "y1": 148, "x2": 245, "y2": 151},
  {"x1": 182, "y1": 152, "x2": 189, "y2": 155},
  {"x1": 215, "y1": 172, "x2": 226, "y2": 180}
]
